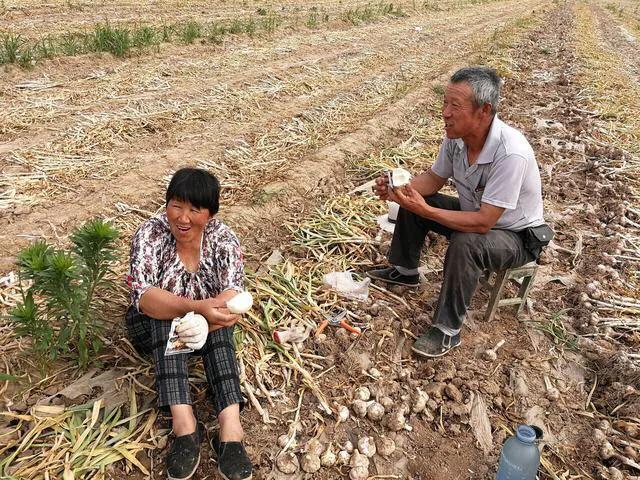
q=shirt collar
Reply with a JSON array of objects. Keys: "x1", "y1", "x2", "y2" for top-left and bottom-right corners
[{"x1": 453, "y1": 115, "x2": 503, "y2": 165}]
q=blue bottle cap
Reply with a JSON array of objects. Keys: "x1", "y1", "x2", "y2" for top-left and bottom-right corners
[{"x1": 516, "y1": 425, "x2": 537, "y2": 443}]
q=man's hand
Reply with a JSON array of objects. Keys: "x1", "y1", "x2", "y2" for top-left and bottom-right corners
[
  {"x1": 393, "y1": 183, "x2": 431, "y2": 217},
  {"x1": 372, "y1": 174, "x2": 391, "y2": 200},
  {"x1": 175, "y1": 313, "x2": 209, "y2": 350}
]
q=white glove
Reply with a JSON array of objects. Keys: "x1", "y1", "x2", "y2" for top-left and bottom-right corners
[{"x1": 175, "y1": 312, "x2": 209, "y2": 350}]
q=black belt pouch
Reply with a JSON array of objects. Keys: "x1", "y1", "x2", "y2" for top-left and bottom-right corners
[{"x1": 523, "y1": 224, "x2": 554, "y2": 258}]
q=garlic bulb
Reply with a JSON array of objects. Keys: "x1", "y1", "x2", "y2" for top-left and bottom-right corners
[
  {"x1": 376, "y1": 436, "x2": 396, "y2": 457},
  {"x1": 343, "y1": 440, "x2": 354, "y2": 453},
  {"x1": 389, "y1": 168, "x2": 412, "y2": 188},
  {"x1": 354, "y1": 386, "x2": 371, "y2": 401},
  {"x1": 366, "y1": 401, "x2": 385, "y2": 421},
  {"x1": 412, "y1": 389, "x2": 429, "y2": 413},
  {"x1": 337, "y1": 450, "x2": 351, "y2": 465},
  {"x1": 384, "y1": 410, "x2": 406, "y2": 431},
  {"x1": 380, "y1": 396, "x2": 394, "y2": 410},
  {"x1": 357, "y1": 437, "x2": 376, "y2": 458},
  {"x1": 276, "y1": 452, "x2": 299, "y2": 474},
  {"x1": 352, "y1": 399, "x2": 369, "y2": 418},
  {"x1": 350, "y1": 450, "x2": 370, "y2": 468},
  {"x1": 349, "y1": 466, "x2": 369, "y2": 480},
  {"x1": 226, "y1": 291, "x2": 254, "y2": 314},
  {"x1": 300, "y1": 453, "x2": 321, "y2": 473},
  {"x1": 277, "y1": 434, "x2": 289, "y2": 448},
  {"x1": 336, "y1": 405, "x2": 350, "y2": 424},
  {"x1": 306, "y1": 438, "x2": 324, "y2": 456},
  {"x1": 321, "y1": 446, "x2": 337, "y2": 467}
]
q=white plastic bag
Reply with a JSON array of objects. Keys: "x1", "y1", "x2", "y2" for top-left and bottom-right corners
[{"x1": 323, "y1": 271, "x2": 370, "y2": 301}]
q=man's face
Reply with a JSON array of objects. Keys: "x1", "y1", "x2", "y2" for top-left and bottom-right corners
[{"x1": 442, "y1": 82, "x2": 485, "y2": 139}]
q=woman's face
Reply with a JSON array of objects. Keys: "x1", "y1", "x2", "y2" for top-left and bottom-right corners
[{"x1": 166, "y1": 198, "x2": 212, "y2": 244}]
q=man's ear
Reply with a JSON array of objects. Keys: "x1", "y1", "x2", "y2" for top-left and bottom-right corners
[{"x1": 482, "y1": 102, "x2": 493, "y2": 116}]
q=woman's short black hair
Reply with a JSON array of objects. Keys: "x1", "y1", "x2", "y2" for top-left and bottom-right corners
[{"x1": 166, "y1": 168, "x2": 220, "y2": 215}]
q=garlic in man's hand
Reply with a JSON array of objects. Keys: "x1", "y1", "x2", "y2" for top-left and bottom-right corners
[
  {"x1": 389, "y1": 168, "x2": 412, "y2": 188},
  {"x1": 226, "y1": 291, "x2": 254, "y2": 314}
]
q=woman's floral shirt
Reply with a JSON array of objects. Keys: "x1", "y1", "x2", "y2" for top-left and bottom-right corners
[{"x1": 127, "y1": 213, "x2": 244, "y2": 312}]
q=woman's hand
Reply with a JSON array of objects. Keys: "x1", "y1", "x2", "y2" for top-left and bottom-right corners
[
  {"x1": 198, "y1": 300, "x2": 240, "y2": 328},
  {"x1": 175, "y1": 313, "x2": 209, "y2": 350}
]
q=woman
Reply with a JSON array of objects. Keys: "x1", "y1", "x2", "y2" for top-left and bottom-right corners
[{"x1": 125, "y1": 168, "x2": 252, "y2": 480}]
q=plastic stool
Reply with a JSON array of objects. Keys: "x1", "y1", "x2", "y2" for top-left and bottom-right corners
[{"x1": 482, "y1": 262, "x2": 538, "y2": 322}]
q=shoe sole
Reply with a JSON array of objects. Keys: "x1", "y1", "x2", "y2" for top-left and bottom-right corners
[
  {"x1": 365, "y1": 272, "x2": 419, "y2": 288},
  {"x1": 167, "y1": 454, "x2": 200, "y2": 480},
  {"x1": 411, "y1": 341, "x2": 461, "y2": 358},
  {"x1": 218, "y1": 468, "x2": 252, "y2": 480}
]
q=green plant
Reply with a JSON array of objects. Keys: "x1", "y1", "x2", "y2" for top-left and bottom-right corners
[
  {"x1": 181, "y1": 20, "x2": 202, "y2": 44},
  {"x1": 11, "y1": 219, "x2": 119, "y2": 368},
  {"x1": 161, "y1": 22, "x2": 175, "y2": 42},
  {"x1": 133, "y1": 25, "x2": 157, "y2": 49},
  {"x1": 94, "y1": 23, "x2": 132, "y2": 57},
  {"x1": 307, "y1": 11, "x2": 319, "y2": 28},
  {"x1": 17, "y1": 45, "x2": 34, "y2": 68},
  {"x1": 2, "y1": 33, "x2": 24, "y2": 63},
  {"x1": 36, "y1": 36, "x2": 56, "y2": 59},
  {"x1": 260, "y1": 14, "x2": 281, "y2": 34},
  {"x1": 528, "y1": 309, "x2": 577, "y2": 350},
  {"x1": 60, "y1": 32, "x2": 81, "y2": 56},
  {"x1": 228, "y1": 19, "x2": 246, "y2": 34}
]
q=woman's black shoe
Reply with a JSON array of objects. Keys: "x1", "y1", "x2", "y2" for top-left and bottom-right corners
[
  {"x1": 211, "y1": 432, "x2": 253, "y2": 480},
  {"x1": 166, "y1": 427, "x2": 201, "y2": 480}
]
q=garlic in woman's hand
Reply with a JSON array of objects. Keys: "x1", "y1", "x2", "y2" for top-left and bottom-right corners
[{"x1": 226, "y1": 291, "x2": 254, "y2": 314}]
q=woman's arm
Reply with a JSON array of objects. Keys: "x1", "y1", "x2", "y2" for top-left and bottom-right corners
[
  {"x1": 138, "y1": 287, "x2": 200, "y2": 320},
  {"x1": 140, "y1": 287, "x2": 241, "y2": 328}
]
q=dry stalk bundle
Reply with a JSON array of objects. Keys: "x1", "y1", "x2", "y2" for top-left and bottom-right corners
[
  {"x1": 287, "y1": 194, "x2": 384, "y2": 263},
  {"x1": 235, "y1": 260, "x2": 336, "y2": 421},
  {"x1": 346, "y1": 137, "x2": 425, "y2": 184},
  {"x1": 0, "y1": 390, "x2": 156, "y2": 479}
]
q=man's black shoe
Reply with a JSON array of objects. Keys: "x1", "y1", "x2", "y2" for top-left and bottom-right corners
[
  {"x1": 366, "y1": 266, "x2": 419, "y2": 287},
  {"x1": 211, "y1": 432, "x2": 253, "y2": 480},
  {"x1": 411, "y1": 326, "x2": 461, "y2": 358},
  {"x1": 167, "y1": 426, "x2": 201, "y2": 480}
]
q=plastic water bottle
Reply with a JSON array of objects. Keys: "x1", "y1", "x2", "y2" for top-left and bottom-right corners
[{"x1": 496, "y1": 425, "x2": 541, "y2": 480}]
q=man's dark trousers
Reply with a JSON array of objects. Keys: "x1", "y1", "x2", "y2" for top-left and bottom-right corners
[{"x1": 388, "y1": 193, "x2": 535, "y2": 336}]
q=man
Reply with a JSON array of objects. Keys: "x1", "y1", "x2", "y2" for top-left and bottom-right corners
[{"x1": 368, "y1": 66, "x2": 546, "y2": 358}]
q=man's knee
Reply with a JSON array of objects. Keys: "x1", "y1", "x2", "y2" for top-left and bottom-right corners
[{"x1": 449, "y1": 232, "x2": 486, "y2": 252}]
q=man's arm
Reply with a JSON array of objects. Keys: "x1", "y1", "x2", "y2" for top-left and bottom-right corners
[
  {"x1": 373, "y1": 169, "x2": 447, "y2": 200},
  {"x1": 410, "y1": 170, "x2": 447, "y2": 197},
  {"x1": 393, "y1": 184, "x2": 505, "y2": 233},
  {"x1": 422, "y1": 202, "x2": 505, "y2": 233}
]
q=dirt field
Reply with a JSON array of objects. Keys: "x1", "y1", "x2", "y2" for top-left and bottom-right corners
[{"x1": 1, "y1": 0, "x2": 639, "y2": 479}]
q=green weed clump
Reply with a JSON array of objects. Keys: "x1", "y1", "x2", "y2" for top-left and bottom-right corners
[
  {"x1": 11, "y1": 219, "x2": 120, "y2": 368},
  {"x1": 181, "y1": 20, "x2": 202, "y2": 44},
  {"x1": 343, "y1": 2, "x2": 404, "y2": 25},
  {"x1": 93, "y1": 23, "x2": 132, "y2": 56},
  {"x1": 1, "y1": 33, "x2": 24, "y2": 64}
]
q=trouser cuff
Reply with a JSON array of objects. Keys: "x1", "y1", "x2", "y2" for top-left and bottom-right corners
[{"x1": 433, "y1": 324, "x2": 460, "y2": 337}]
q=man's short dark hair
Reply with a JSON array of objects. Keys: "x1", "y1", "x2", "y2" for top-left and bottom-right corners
[
  {"x1": 166, "y1": 167, "x2": 220, "y2": 214},
  {"x1": 450, "y1": 66, "x2": 501, "y2": 115}
]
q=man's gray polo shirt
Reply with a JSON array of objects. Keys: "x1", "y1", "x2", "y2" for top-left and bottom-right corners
[{"x1": 431, "y1": 116, "x2": 544, "y2": 231}]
